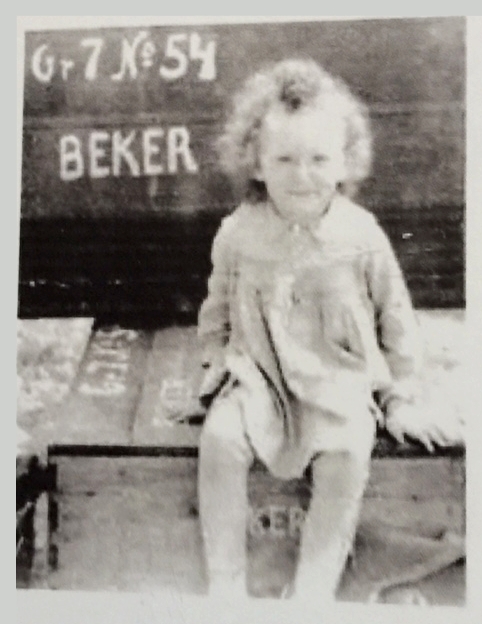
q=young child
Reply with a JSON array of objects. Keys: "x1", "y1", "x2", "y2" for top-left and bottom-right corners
[{"x1": 196, "y1": 58, "x2": 448, "y2": 601}]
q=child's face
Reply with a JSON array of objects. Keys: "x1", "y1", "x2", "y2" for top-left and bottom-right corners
[{"x1": 256, "y1": 102, "x2": 347, "y2": 225}]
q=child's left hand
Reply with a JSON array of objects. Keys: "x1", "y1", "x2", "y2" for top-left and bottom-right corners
[{"x1": 385, "y1": 402, "x2": 465, "y2": 453}]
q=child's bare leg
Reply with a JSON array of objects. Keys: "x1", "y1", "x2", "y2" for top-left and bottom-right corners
[
  {"x1": 294, "y1": 428, "x2": 374, "y2": 601},
  {"x1": 198, "y1": 389, "x2": 254, "y2": 595}
]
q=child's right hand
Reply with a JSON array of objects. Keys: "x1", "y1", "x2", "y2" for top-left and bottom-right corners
[{"x1": 384, "y1": 401, "x2": 464, "y2": 453}]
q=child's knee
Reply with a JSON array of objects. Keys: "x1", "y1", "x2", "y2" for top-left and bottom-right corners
[
  {"x1": 311, "y1": 449, "x2": 371, "y2": 499},
  {"x1": 200, "y1": 394, "x2": 252, "y2": 462}
]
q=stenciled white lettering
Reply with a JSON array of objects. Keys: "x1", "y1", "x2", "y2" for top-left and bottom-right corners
[
  {"x1": 288, "y1": 506, "x2": 305, "y2": 538},
  {"x1": 60, "y1": 135, "x2": 84, "y2": 181},
  {"x1": 143, "y1": 128, "x2": 164, "y2": 175},
  {"x1": 167, "y1": 126, "x2": 199, "y2": 174},
  {"x1": 248, "y1": 505, "x2": 306, "y2": 538},
  {"x1": 60, "y1": 58, "x2": 75, "y2": 80},
  {"x1": 78, "y1": 380, "x2": 126, "y2": 396},
  {"x1": 159, "y1": 34, "x2": 188, "y2": 80},
  {"x1": 31, "y1": 44, "x2": 55, "y2": 83},
  {"x1": 112, "y1": 130, "x2": 140, "y2": 177},
  {"x1": 77, "y1": 329, "x2": 138, "y2": 397},
  {"x1": 30, "y1": 32, "x2": 217, "y2": 84},
  {"x1": 89, "y1": 131, "x2": 110, "y2": 178},
  {"x1": 59, "y1": 126, "x2": 199, "y2": 180},
  {"x1": 189, "y1": 33, "x2": 217, "y2": 81},
  {"x1": 80, "y1": 38, "x2": 104, "y2": 81},
  {"x1": 111, "y1": 31, "x2": 149, "y2": 81}
]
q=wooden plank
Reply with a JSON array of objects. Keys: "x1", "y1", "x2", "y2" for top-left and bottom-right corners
[
  {"x1": 53, "y1": 328, "x2": 153, "y2": 444},
  {"x1": 247, "y1": 457, "x2": 464, "y2": 503},
  {"x1": 130, "y1": 319, "x2": 465, "y2": 457},
  {"x1": 18, "y1": 207, "x2": 465, "y2": 318},
  {"x1": 366, "y1": 458, "x2": 464, "y2": 500},
  {"x1": 47, "y1": 480, "x2": 307, "y2": 593},
  {"x1": 47, "y1": 457, "x2": 465, "y2": 595},
  {"x1": 47, "y1": 456, "x2": 204, "y2": 592},
  {"x1": 133, "y1": 326, "x2": 204, "y2": 446},
  {"x1": 52, "y1": 456, "x2": 199, "y2": 494},
  {"x1": 22, "y1": 19, "x2": 464, "y2": 220},
  {"x1": 360, "y1": 498, "x2": 464, "y2": 537},
  {"x1": 19, "y1": 19, "x2": 465, "y2": 317},
  {"x1": 49, "y1": 454, "x2": 465, "y2": 555},
  {"x1": 48, "y1": 488, "x2": 465, "y2": 597},
  {"x1": 48, "y1": 486, "x2": 206, "y2": 592},
  {"x1": 50, "y1": 456, "x2": 465, "y2": 526}
]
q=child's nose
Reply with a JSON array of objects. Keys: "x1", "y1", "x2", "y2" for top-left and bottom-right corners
[{"x1": 292, "y1": 161, "x2": 312, "y2": 183}]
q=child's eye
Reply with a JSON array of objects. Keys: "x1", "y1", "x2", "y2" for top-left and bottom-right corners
[
  {"x1": 313, "y1": 154, "x2": 328, "y2": 163},
  {"x1": 277, "y1": 156, "x2": 292, "y2": 163}
]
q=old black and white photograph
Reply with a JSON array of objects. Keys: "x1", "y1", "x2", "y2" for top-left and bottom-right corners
[{"x1": 16, "y1": 15, "x2": 470, "y2": 619}]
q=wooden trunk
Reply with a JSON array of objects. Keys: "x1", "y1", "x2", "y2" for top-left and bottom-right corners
[{"x1": 38, "y1": 318, "x2": 465, "y2": 600}]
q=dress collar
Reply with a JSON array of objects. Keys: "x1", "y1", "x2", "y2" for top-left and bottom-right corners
[{"x1": 265, "y1": 193, "x2": 341, "y2": 240}]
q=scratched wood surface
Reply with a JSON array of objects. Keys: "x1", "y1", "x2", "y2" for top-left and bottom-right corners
[
  {"x1": 19, "y1": 18, "x2": 465, "y2": 317},
  {"x1": 53, "y1": 328, "x2": 153, "y2": 444},
  {"x1": 44, "y1": 310, "x2": 465, "y2": 598},
  {"x1": 133, "y1": 326, "x2": 204, "y2": 446},
  {"x1": 18, "y1": 203, "x2": 464, "y2": 318},
  {"x1": 22, "y1": 18, "x2": 464, "y2": 216},
  {"x1": 50, "y1": 310, "x2": 465, "y2": 452},
  {"x1": 46, "y1": 455, "x2": 464, "y2": 598}
]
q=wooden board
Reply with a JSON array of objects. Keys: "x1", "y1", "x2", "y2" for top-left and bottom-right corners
[
  {"x1": 49, "y1": 313, "x2": 466, "y2": 454},
  {"x1": 18, "y1": 18, "x2": 465, "y2": 316},
  {"x1": 50, "y1": 455, "x2": 465, "y2": 529},
  {"x1": 48, "y1": 312, "x2": 466, "y2": 453},
  {"x1": 53, "y1": 327, "x2": 152, "y2": 444},
  {"x1": 18, "y1": 205, "x2": 465, "y2": 319},
  {"x1": 22, "y1": 19, "x2": 464, "y2": 219},
  {"x1": 46, "y1": 453, "x2": 464, "y2": 597},
  {"x1": 133, "y1": 326, "x2": 204, "y2": 447}
]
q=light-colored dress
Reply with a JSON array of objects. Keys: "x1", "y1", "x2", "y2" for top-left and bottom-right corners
[{"x1": 198, "y1": 194, "x2": 422, "y2": 478}]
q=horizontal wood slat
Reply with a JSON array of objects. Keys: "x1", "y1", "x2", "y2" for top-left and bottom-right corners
[{"x1": 18, "y1": 204, "x2": 465, "y2": 317}]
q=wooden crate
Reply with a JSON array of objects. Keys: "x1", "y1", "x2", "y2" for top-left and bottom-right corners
[{"x1": 43, "y1": 321, "x2": 465, "y2": 598}]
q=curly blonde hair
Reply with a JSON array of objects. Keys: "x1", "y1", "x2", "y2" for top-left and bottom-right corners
[{"x1": 216, "y1": 58, "x2": 372, "y2": 201}]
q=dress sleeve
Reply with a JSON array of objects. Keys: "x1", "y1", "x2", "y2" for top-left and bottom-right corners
[
  {"x1": 197, "y1": 216, "x2": 234, "y2": 366},
  {"x1": 365, "y1": 219, "x2": 423, "y2": 412}
]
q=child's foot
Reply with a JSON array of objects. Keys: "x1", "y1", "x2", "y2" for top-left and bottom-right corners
[
  {"x1": 280, "y1": 582, "x2": 294, "y2": 599},
  {"x1": 289, "y1": 582, "x2": 336, "y2": 604},
  {"x1": 208, "y1": 575, "x2": 248, "y2": 599}
]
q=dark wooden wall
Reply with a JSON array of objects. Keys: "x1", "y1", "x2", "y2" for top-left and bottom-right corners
[{"x1": 19, "y1": 17, "x2": 465, "y2": 318}]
